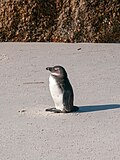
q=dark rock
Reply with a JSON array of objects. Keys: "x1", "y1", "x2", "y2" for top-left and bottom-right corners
[{"x1": 0, "y1": 0, "x2": 119, "y2": 42}]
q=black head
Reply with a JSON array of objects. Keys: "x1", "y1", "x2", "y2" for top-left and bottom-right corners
[{"x1": 46, "y1": 65, "x2": 67, "y2": 79}]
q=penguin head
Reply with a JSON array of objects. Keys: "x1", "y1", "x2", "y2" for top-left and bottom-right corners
[{"x1": 46, "y1": 65, "x2": 67, "y2": 78}]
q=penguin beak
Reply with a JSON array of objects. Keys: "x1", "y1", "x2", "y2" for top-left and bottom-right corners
[{"x1": 46, "y1": 67, "x2": 52, "y2": 72}]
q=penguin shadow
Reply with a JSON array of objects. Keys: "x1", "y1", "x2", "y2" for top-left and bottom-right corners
[{"x1": 75, "y1": 104, "x2": 120, "y2": 113}]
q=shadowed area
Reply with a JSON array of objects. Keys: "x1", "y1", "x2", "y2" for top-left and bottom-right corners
[{"x1": 76, "y1": 104, "x2": 120, "y2": 113}]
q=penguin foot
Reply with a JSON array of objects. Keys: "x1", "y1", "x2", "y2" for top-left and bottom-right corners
[
  {"x1": 45, "y1": 108, "x2": 56, "y2": 112},
  {"x1": 45, "y1": 108, "x2": 63, "y2": 113},
  {"x1": 53, "y1": 109, "x2": 63, "y2": 113},
  {"x1": 45, "y1": 107, "x2": 79, "y2": 113}
]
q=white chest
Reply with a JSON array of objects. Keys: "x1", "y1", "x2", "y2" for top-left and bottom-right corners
[{"x1": 49, "y1": 75, "x2": 64, "y2": 110}]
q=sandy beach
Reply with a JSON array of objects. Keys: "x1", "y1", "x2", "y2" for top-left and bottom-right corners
[{"x1": 0, "y1": 43, "x2": 120, "y2": 160}]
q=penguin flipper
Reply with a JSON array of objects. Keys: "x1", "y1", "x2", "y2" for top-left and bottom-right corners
[{"x1": 63, "y1": 90, "x2": 73, "y2": 112}]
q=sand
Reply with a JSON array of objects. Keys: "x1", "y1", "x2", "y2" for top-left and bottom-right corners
[{"x1": 0, "y1": 43, "x2": 120, "y2": 160}]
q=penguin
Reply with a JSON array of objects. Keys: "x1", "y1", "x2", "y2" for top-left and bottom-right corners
[{"x1": 46, "y1": 65, "x2": 79, "y2": 113}]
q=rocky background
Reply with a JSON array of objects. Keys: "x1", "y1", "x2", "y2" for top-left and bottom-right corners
[{"x1": 0, "y1": 0, "x2": 120, "y2": 42}]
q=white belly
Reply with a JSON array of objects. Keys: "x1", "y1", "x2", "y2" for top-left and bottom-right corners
[{"x1": 49, "y1": 75, "x2": 64, "y2": 111}]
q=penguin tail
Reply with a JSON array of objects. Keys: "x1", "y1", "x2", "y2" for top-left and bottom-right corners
[{"x1": 72, "y1": 106, "x2": 79, "y2": 112}]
